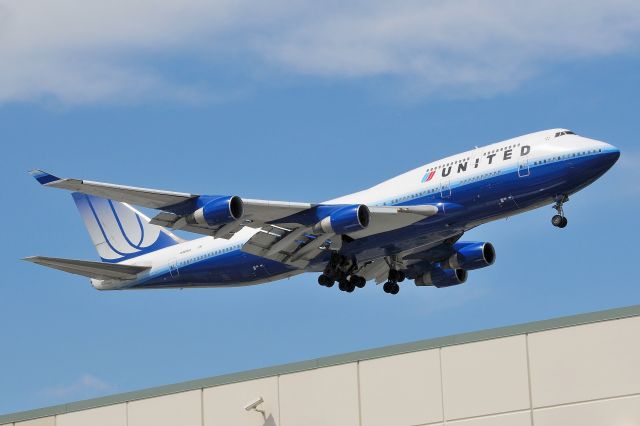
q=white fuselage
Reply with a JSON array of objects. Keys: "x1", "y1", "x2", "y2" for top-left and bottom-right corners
[{"x1": 93, "y1": 129, "x2": 618, "y2": 290}]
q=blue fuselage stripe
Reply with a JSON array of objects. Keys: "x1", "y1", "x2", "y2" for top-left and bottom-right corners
[{"x1": 132, "y1": 151, "x2": 616, "y2": 288}]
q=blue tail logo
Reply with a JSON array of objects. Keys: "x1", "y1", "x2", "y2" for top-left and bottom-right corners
[{"x1": 72, "y1": 193, "x2": 180, "y2": 263}]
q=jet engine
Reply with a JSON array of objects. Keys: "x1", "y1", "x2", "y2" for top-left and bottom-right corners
[
  {"x1": 312, "y1": 204, "x2": 370, "y2": 234},
  {"x1": 415, "y1": 267, "x2": 468, "y2": 288},
  {"x1": 442, "y1": 242, "x2": 496, "y2": 271},
  {"x1": 186, "y1": 195, "x2": 244, "y2": 226}
]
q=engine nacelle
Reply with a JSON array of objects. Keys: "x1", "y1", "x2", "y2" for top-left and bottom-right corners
[
  {"x1": 312, "y1": 204, "x2": 370, "y2": 234},
  {"x1": 186, "y1": 195, "x2": 244, "y2": 226},
  {"x1": 442, "y1": 242, "x2": 496, "y2": 271},
  {"x1": 415, "y1": 267, "x2": 468, "y2": 288}
]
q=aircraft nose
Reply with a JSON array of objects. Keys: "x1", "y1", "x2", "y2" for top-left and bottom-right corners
[
  {"x1": 598, "y1": 144, "x2": 621, "y2": 169},
  {"x1": 567, "y1": 141, "x2": 620, "y2": 185}
]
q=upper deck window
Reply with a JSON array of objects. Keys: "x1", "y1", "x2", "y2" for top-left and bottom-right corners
[{"x1": 555, "y1": 130, "x2": 576, "y2": 137}]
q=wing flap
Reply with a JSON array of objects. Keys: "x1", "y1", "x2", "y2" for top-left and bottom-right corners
[
  {"x1": 347, "y1": 205, "x2": 438, "y2": 238},
  {"x1": 150, "y1": 212, "x2": 243, "y2": 239},
  {"x1": 241, "y1": 204, "x2": 440, "y2": 267},
  {"x1": 24, "y1": 256, "x2": 150, "y2": 280}
]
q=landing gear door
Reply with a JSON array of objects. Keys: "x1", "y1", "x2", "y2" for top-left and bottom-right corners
[
  {"x1": 518, "y1": 158, "x2": 530, "y2": 177},
  {"x1": 440, "y1": 179, "x2": 452, "y2": 198}
]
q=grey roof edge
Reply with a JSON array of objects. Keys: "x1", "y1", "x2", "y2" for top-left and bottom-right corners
[{"x1": 2, "y1": 304, "x2": 639, "y2": 424}]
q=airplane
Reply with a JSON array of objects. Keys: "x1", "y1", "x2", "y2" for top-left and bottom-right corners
[{"x1": 26, "y1": 128, "x2": 619, "y2": 295}]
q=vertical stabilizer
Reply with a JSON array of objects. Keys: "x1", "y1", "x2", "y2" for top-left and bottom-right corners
[{"x1": 72, "y1": 193, "x2": 181, "y2": 263}]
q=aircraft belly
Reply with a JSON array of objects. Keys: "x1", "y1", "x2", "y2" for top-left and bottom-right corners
[{"x1": 135, "y1": 251, "x2": 296, "y2": 288}]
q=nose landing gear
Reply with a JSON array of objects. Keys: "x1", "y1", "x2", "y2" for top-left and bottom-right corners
[{"x1": 551, "y1": 195, "x2": 569, "y2": 228}]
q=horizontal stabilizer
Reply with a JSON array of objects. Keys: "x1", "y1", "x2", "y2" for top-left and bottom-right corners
[{"x1": 24, "y1": 256, "x2": 150, "y2": 280}]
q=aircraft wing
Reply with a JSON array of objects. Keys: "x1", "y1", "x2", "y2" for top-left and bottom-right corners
[
  {"x1": 31, "y1": 170, "x2": 439, "y2": 266},
  {"x1": 241, "y1": 205, "x2": 438, "y2": 267},
  {"x1": 24, "y1": 256, "x2": 150, "y2": 280},
  {"x1": 30, "y1": 170, "x2": 195, "y2": 209},
  {"x1": 30, "y1": 170, "x2": 313, "y2": 236},
  {"x1": 150, "y1": 199, "x2": 315, "y2": 239}
]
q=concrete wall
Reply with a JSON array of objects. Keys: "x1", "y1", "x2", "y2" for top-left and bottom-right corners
[{"x1": 4, "y1": 315, "x2": 639, "y2": 426}]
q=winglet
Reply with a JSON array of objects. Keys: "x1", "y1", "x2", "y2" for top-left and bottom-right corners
[{"x1": 29, "y1": 169, "x2": 61, "y2": 185}]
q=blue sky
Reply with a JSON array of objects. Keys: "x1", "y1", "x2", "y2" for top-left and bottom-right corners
[{"x1": 1, "y1": 0, "x2": 640, "y2": 414}]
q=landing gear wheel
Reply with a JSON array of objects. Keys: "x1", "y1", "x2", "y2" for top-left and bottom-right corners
[
  {"x1": 383, "y1": 281, "x2": 399, "y2": 294},
  {"x1": 552, "y1": 215, "x2": 568, "y2": 228},
  {"x1": 346, "y1": 282, "x2": 355, "y2": 293},
  {"x1": 350, "y1": 275, "x2": 366, "y2": 288},
  {"x1": 551, "y1": 215, "x2": 564, "y2": 227},
  {"x1": 357, "y1": 276, "x2": 366, "y2": 288},
  {"x1": 318, "y1": 274, "x2": 333, "y2": 287},
  {"x1": 388, "y1": 269, "x2": 405, "y2": 283},
  {"x1": 338, "y1": 279, "x2": 349, "y2": 292},
  {"x1": 551, "y1": 195, "x2": 569, "y2": 229}
]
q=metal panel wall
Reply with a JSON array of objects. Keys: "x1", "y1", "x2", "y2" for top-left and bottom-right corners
[
  {"x1": 56, "y1": 404, "x2": 126, "y2": 426},
  {"x1": 15, "y1": 418, "x2": 54, "y2": 426},
  {"x1": 441, "y1": 335, "x2": 531, "y2": 420},
  {"x1": 279, "y1": 363, "x2": 360, "y2": 426},
  {"x1": 203, "y1": 377, "x2": 279, "y2": 426},
  {"x1": 359, "y1": 349, "x2": 443, "y2": 426},
  {"x1": 3, "y1": 312, "x2": 640, "y2": 426},
  {"x1": 127, "y1": 390, "x2": 201, "y2": 426},
  {"x1": 533, "y1": 394, "x2": 640, "y2": 426},
  {"x1": 528, "y1": 316, "x2": 640, "y2": 408}
]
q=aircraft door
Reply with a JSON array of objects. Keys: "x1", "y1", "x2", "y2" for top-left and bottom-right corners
[
  {"x1": 518, "y1": 158, "x2": 530, "y2": 177},
  {"x1": 440, "y1": 179, "x2": 452, "y2": 198},
  {"x1": 169, "y1": 258, "x2": 180, "y2": 278}
]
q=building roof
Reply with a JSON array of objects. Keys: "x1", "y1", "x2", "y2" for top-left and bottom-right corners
[{"x1": 2, "y1": 304, "x2": 639, "y2": 424}]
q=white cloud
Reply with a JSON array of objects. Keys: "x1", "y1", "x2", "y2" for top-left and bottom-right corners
[
  {"x1": 39, "y1": 374, "x2": 112, "y2": 399},
  {"x1": 1, "y1": 0, "x2": 639, "y2": 104}
]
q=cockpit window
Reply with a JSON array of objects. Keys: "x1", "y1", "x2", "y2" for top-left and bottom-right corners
[{"x1": 555, "y1": 130, "x2": 576, "y2": 137}]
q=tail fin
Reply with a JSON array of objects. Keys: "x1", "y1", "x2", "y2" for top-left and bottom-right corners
[{"x1": 72, "y1": 193, "x2": 182, "y2": 263}]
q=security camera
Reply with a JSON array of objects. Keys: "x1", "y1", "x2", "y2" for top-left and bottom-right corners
[{"x1": 244, "y1": 396, "x2": 264, "y2": 412}]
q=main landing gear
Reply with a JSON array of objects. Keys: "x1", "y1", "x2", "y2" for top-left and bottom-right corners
[
  {"x1": 383, "y1": 269, "x2": 405, "y2": 295},
  {"x1": 318, "y1": 253, "x2": 407, "y2": 295},
  {"x1": 318, "y1": 274, "x2": 366, "y2": 292},
  {"x1": 317, "y1": 252, "x2": 366, "y2": 293},
  {"x1": 551, "y1": 195, "x2": 569, "y2": 229}
]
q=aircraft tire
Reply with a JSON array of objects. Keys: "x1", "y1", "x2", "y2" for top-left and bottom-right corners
[
  {"x1": 351, "y1": 276, "x2": 365, "y2": 288},
  {"x1": 388, "y1": 269, "x2": 399, "y2": 281},
  {"x1": 552, "y1": 215, "x2": 564, "y2": 227}
]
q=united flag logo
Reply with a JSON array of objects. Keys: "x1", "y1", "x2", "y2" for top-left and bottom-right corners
[{"x1": 421, "y1": 169, "x2": 436, "y2": 183}]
